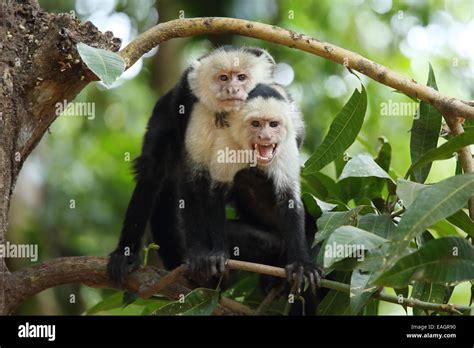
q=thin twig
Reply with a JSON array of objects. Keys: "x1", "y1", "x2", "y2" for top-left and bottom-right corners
[
  {"x1": 138, "y1": 265, "x2": 187, "y2": 298},
  {"x1": 226, "y1": 260, "x2": 472, "y2": 314},
  {"x1": 219, "y1": 297, "x2": 254, "y2": 315},
  {"x1": 444, "y1": 117, "x2": 474, "y2": 222},
  {"x1": 254, "y1": 283, "x2": 285, "y2": 315}
]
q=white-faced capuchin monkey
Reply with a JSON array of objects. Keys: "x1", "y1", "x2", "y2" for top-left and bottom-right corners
[
  {"x1": 107, "y1": 46, "x2": 277, "y2": 284},
  {"x1": 186, "y1": 83, "x2": 322, "y2": 295}
]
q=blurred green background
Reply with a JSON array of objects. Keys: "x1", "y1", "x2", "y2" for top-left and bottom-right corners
[{"x1": 7, "y1": 0, "x2": 473, "y2": 314}]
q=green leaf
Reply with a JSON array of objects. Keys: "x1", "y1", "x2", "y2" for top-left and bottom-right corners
[
  {"x1": 77, "y1": 42, "x2": 125, "y2": 88},
  {"x1": 428, "y1": 219, "x2": 462, "y2": 238},
  {"x1": 303, "y1": 86, "x2": 367, "y2": 174},
  {"x1": 223, "y1": 273, "x2": 262, "y2": 304},
  {"x1": 324, "y1": 226, "x2": 387, "y2": 268},
  {"x1": 357, "y1": 243, "x2": 391, "y2": 272},
  {"x1": 122, "y1": 291, "x2": 139, "y2": 307},
  {"x1": 392, "y1": 174, "x2": 474, "y2": 245},
  {"x1": 396, "y1": 179, "x2": 428, "y2": 208},
  {"x1": 314, "y1": 207, "x2": 362, "y2": 246},
  {"x1": 334, "y1": 155, "x2": 347, "y2": 178},
  {"x1": 407, "y1": 132, "x2": 474, "y2": 177},
  {"x1": 411, "y1": 281, "x2": 447, "y2": 316},
  {"x1": 369, "y1": 138, "x2": 393, "y2": 196},
  {"x1": 447, "y1": 210, "x2": 474, "y2": 237},
  {"x1": 301, "y1": 172, "x2": 341, "y2": 201},
  {"x1": 411, "y1": 231, "x2": 448, "y2": 316},
  {"x1": 455, "y1": 157, "x2": 463, "y2": 175},
  {"x1": 375, "y1": 237, "x2": 474, "y2": 288},
  {"x1": 375, "y1": 137, "x2": 392, "y2": 171},
  {"x1": 315, "y1": 198, "x2": 338, "y2": 212},
  {"x1": 153, "y1": 288, "x2": 219, "y2": 316},
  {"x1": 141, "y1": 297, "x2": 173, "y2": 315},
  {"x1": 226, "y1": 205, "x2": 237, "y2": 220},
  {"x1": 302, "y1": 193, "x2": 336, "y2": 219},
  {"x1": 362, "y1": 299, "x2": 379, "y2": 315},
  {"x1": 339, "y1": 154, "x2": 393, "y2": 181},
  {"x1": 397, "y1": 180, "x2": 473, "y2": 236},
  {"x1": 358, "y1": 213, "x2": 396, "y2": 239},
  {"x1": 85, "y1": 292, "x2": 123, "y2": 315},
  {"x1": 317, "y1": 272, "x2": 352, "y2": 315},
  {"x1": 302, "y1": 193, "x2": 322, "y2": 219},
  {"x1": 350, "y1": 270, "x2": 377, "y2": 314},
  {"x1": 464, "y1": 119, "x2": 474, "y2": 133},
  {"x1": 409, "y1": 64, "x2": 442, "y2": 183}
]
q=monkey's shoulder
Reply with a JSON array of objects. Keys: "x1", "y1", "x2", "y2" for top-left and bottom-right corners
[{"x1": 184, "y1": 102, "x2": 233, "y2": 167}]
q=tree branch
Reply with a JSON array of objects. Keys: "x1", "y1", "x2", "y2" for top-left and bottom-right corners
[
  {"x1": 119, "y1": 17, "x2": 474, "y2": 122},
  {"x1": 444, "y1": 117, "x2": 474, "y2": 221},
  {"x1": 4, "y1": 256, "x2": 251, "y2": 315},
  {"x1": 226, "y1": 260, "x2": 471, "y2": 315},
  {"x1": 5, "y1": 256, "x2": 471, "y2": 315}
]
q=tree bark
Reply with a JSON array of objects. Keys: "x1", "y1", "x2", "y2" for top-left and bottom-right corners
[{"x1": 0, "y1": 0, "x2": 120, "y2": 315}]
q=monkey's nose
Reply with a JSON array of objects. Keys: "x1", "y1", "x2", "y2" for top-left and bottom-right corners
[{"x1": 227, "y1": 87, "x2": 240, "y2": 94}]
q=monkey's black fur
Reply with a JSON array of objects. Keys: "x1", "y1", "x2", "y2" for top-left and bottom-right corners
[
  {"x1": 107, "y1": 47, "x2": 272, "y2": 284},
  {"x1": 107, "y1": 48, "x2": 323, "y2": 314}
]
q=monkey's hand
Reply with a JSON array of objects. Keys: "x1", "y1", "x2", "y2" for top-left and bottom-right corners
[
  {"x1": 185, "y1": 251, "x2": 228, "y2": 285},
  {"x1": 107, "y1": 247, "x2": 141, "y2": 285},
  {"x1": 285, "y1": 261, "x2": 323, "y2": 295}
]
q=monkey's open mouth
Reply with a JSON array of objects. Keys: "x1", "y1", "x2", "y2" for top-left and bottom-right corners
[{"x1": 253, "y1": 143, "x2": 277, "y2": 165}]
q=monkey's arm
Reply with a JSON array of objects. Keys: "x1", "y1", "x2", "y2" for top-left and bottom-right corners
[
  {"x1": 180, "y1": 176, "x2": 228, "y2": 283},
  {"x1": 107, "y1": 92, "x2": 180, "y2": 284},
  {"x1": 277, "y1": 193, "x2": 322, "y2": 294},
  {"x1": 107, "y1": 174, "x2": 158, "y2": 284}
]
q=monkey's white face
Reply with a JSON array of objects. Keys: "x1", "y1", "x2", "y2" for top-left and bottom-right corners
[
  {"x1": 188, "y1": 49, "x2": 275, "y2": 113},
  {"x1": 212, "y1": 70, "x2": 251, "y2": 108},
  {"x1": 247, "y1": 116, "x2": 284, "y2": 166},
  {"x1": 230, "y1": 97, "x2": 294, "y2": 167}
]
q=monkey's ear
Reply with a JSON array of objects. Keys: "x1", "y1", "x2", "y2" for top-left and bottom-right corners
[
  {"x1": 244, "y1": 47, "x2": 276, "y2": 66},
  {"x1": 190, "y1": 58, "x2": 202, "y2": 71},
  {"x1": 261, "y1": 49, "x2": 276, "y2": 67}
]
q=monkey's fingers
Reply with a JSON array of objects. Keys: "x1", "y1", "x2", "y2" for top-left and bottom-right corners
[
  {"x1": 306, "y1": 266, "x2": 323, "y2": 295},
  {"x1": 217, "y1": 255, "x2": 227, "y2": 274},
  {"x1": 107, "y1": 251, "x2": 139, "y2": 285},
  {"x1": 208, "y1": 256, "x2": 219, "y2": 277},
  {"x1": 285, "y1": 264, "x2": 294, "y2": 284},
  {"x1": 308, "y1": 272, "x2": 317, "y2": 296},
  {"x1": 291, "y1": 265, "x2": 304, "y2": 295}
]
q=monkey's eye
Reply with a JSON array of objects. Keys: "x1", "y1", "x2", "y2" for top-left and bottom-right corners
[
  {"x1": 219, "y1": 75, "x2": 228, "y2": 81},
  {"x1": 237, "y1": 74, "x2": 247, "y2": 81},
  {"x1": 251, "y1": 121, "x2": 260, "y2": 128},
  {"x1": 269, "y1": 121, "x2": 279, "y2": 128}
]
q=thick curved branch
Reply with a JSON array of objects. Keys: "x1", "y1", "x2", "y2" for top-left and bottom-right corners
[
  {"x1": 5, "y1": 256, "x2": 249, "y2": 315},
  {"x1": 119, "y1": 17, "x2": 474, "y2": 121},
  {"x1": 6, "y1": 257, "x2": 471, "y2": 315},
  {"x1": 119, "y1": 16, "x2": 474, "y2": 227}
]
